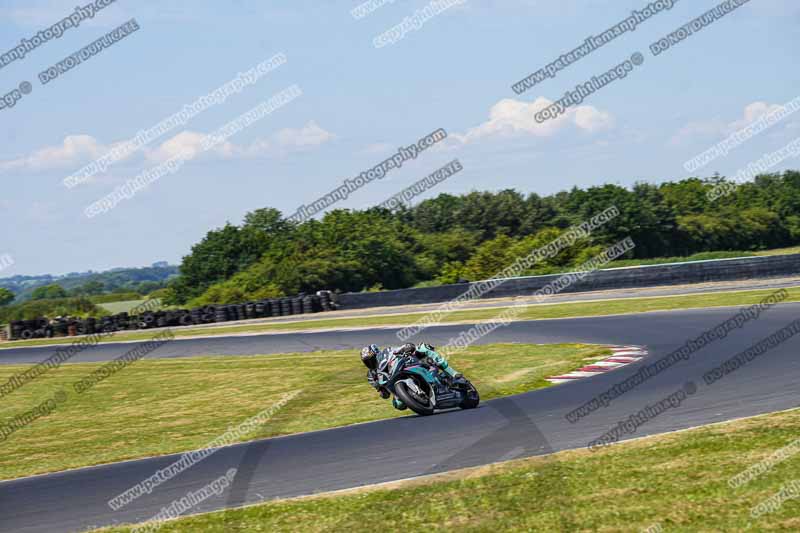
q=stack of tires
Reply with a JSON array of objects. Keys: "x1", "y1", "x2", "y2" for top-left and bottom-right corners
[
  {"x1": 190, "y1": 307, "x2": 203, "y2": 326},
  {"x1": 317, "y1": 290, "x2": 335, "y2": 311},
  {"x1": 52, "y1": 319, "x2": 70, "y2": 337},
  {"x1": 269, "y1": 299, "x2": 281, "y2": 317},
  {"x1": 15, "y1": 321, "x2": 33, "y2": 340},
  {"x1": 177, "y1": 310, "x2": 192, "y2": 326},
  {"x1": 12, "y1": 318, "x2": 51, "y2": 339},
  {"x1": 301, "y1": 295, "x2": 318, "y2": 314},
  {"x1": 286, "y1": 298, "x2": 295, "y2": 315},
  {"x1": 3, "y1": 289, "x2": 340, "y2": 340},
  {"x1": 97, "y1": 316, "x2": 112, "y2": 333},
  {"x1": 10, "y1": 321, "x2": 25, "y2": 339},
  {"x1": 291, "y1": 297, "x2": 303, "y2": 315},
  {"x1": 215, "y1": 306, "x2": 229, "y2": 322}
]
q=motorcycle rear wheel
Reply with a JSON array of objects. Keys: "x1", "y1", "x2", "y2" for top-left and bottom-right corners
[{"x1": 395, "y1": 380, "x2": 435, "y2": 416}]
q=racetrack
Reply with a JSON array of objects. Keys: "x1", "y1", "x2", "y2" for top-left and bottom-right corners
[
  {"x1": 2, "y1": 304, "x2": 800, "y2": 532},
  {"x1": 3, "y1": 275, "x2": 799, "y2": 355}
]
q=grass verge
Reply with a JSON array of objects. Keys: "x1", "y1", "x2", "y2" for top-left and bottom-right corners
[
  {"x1": 99, "y1": 407, "x2": 800, "y2": 532},
  {"x1": 0, "y1": 343, "x2": 607, "y2": 480},
  {"x1": 603, "y1": 246, "x2": 800, "y2": 269},
  {"x1": 3, "y1": 286, "x2": 799, "y2": 349},
  {"x1": 97, "y1": 299, "x2": 154, "y2": 314}
]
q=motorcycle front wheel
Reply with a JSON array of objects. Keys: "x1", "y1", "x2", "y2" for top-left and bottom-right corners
[
  {"x1": 395, "y1": 379, "x2": 435, "y2": 416},
  {"x1": 459, "y1": 381, "x2": 480, "y2": 409}
]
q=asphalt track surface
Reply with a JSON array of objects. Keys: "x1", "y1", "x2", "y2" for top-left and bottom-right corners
[
  {"x1": 3, "y1": 304, "x2": 800, "y2": 532},
  {"x1": 3, "y1": 277, "x2": 800, "y2": 356}
]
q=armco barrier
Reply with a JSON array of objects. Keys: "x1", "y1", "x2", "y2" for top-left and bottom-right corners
[{"x1": 334, "y1": 253, "x2": 800, "y2": 309}]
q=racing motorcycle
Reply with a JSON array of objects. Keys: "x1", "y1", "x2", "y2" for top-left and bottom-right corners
[{"x1": 374, "y1": 351, "x2": 480, "y2": 416}]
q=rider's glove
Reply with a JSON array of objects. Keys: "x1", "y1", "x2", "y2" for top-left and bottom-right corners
[
  {"x1": 367, "y1": 370, "x2": 379, "y2": 389},
  {"x1": 396, "y1": 343, "x2": 416, "y2": 355}
]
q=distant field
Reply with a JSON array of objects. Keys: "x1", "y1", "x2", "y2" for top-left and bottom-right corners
[
  {"x1": 601, "y1": 246, "x2": 800, "y2": 270},
  {"x1": 754, "y1": 245, "x2": 800, "y2": 256},
  {"x1": 603, "y1": 250, "x2": 757, "y2": 269},
  {"x1": 97, "y1": 299, "x2": 149, "y2": 314}
]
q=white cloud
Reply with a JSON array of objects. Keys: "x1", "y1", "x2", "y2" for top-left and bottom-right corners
[
  {"x1": 669, "y1": 119, "x2": 727, "y2": 146},
  {"x1": 147, "y1": 121, "x2": 334, "y2": 161},
  {"x1": 450, "y1": 97, "x2": 614, "y2": 144},
  {"x1": 145, "y1": 131, "x2": 233, "y2": 162},
  {"x1": 274, "y1": 121, "x2": 334, "y2": 149},
  {"x1": 237, "y1": 120, "x2": 335, "y2": 157},
  {"x1": 671, "y1": 100, "x2": 798, "y2": 145},
  {"x1": 1, "y1": 121, "x2": 335, "y2": 173},
  {"x1": 729, "y1": 102, "x2": 786, "y2": 131},
  {"x1": 0, "y1": 135, "x2": 105, "y2": 172},
  {"x1": 573, "y1": 105, "x2": 615, "y2": 132}
]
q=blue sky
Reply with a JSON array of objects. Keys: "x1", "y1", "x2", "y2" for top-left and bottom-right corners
[{"x1": 1, "y1": 0, "x2": 798, "y2": 275}]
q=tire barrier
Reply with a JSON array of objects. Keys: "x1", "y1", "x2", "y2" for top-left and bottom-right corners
[
  {"x1": 4, "y1": 290, "x2": 337, "y2": 341},
  {"x1": 291, "y1": 297, "x2": 303, "y2": 315},
  {"x1": 318, "y1": 290, "x2": 334, "y2": 311}
]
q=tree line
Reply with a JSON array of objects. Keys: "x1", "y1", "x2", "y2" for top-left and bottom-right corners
[{"x1": 156, "y1": 171, "x2": 800, "y2": 306}]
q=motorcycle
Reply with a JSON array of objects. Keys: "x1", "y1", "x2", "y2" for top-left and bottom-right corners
[{"x1": 374, "y1": 351, "x2": 480, "y2": 416}]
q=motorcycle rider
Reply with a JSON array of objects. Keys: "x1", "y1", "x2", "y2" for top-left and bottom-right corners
[{"x1": 360, "y1": 342, "x2": 462, "y2": 399}]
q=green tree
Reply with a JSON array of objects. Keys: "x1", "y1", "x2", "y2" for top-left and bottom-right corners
[
  {"x1": 414, "y1": 228, "x2": 481, "y2": 279},
  {"x1": 0, "y1": 288, "x2": 14, "y2": 306},
  {"x1": 409, "y1": 194, "x2": 464, "y2": 233},
  {"x1": 462, "y1": 234, "x2": 517, "y2": 280},
  {"x1": 30, "y1": 284, "x2": 68, "y2": 300},
  {"x1": 135, "y1": 280, "x2": 162, "y2": 294},
  {"x1": 173, "y1": 223, "x2": 272, "y2": 303},
  {"x1": 519, "y1": 193, "x2": 557, "y2": 236},
  {"x1": 243, "y1": 207, "x2": 294, "y2": 235},
  {"x1": 164, "y1": 170, "x2": 800, "y2": 299},
  {"x1": 71, "y1": 280, "x2": 105, "y2": 296}
]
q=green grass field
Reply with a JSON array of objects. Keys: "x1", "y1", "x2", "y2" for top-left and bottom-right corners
[
  {"x1": 603, "y1": 250, "x2": 755, "y2": 268},
  {"x1": 98, "y1": 407, "x2": 800, "y2": 532},
  {"x1": 754, "y1": 245, "x2": 800, "y2": 256},
  {"x1": 3, "y1": 286, "x2": 798, "y2": 349},
  {"x1": 97, "y1": 299, "x2": 149, "y2": 314},
  {"x1": 0, "y1": 343, "x2": 607, "y2": 480},
  {"x1": 600, "y1": 245, "x2": 800, "y2": 270}
]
